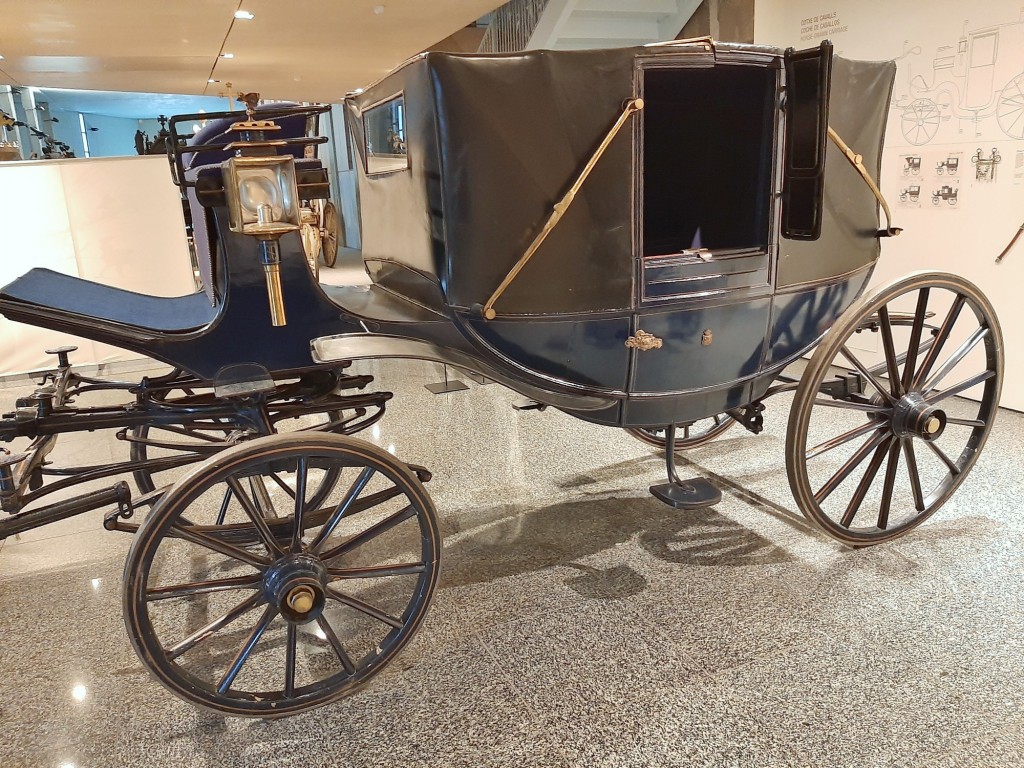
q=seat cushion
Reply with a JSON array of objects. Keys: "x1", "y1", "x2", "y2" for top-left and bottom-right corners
[{"x1": 1, "y1": 268, "x2": 218, "y2": 333}]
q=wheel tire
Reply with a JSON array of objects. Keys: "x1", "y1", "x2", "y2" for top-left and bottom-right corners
[
  {"x1": 626, "y1": 414, "x2": 735, "y2": 451},
  {"x1": 123, "y1": 433, "x2": 441, "y2": 718},
  {"x1": 786, "y1": 272, "x2": 1002, "y2": 546}
]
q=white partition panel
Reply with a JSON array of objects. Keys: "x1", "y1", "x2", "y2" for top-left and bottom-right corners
[{"x1": 0, "y1": 156, "x2": 195, "y2": 376}]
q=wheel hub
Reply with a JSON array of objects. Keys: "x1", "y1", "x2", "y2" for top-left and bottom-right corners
[
  {"x1": 263, "y1": 554, "x2": 327, "y2": 623},
  {"x1": 892, "y1": 393, "x2": 946, "y2": 441}
]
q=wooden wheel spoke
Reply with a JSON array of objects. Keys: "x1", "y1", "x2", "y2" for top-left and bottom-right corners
[
  {"x1": 807, "y1": 420, "x2": 886, "y2": 460},
  {"x1": 812, "y1": 398, "x2": 889, "y2": 414},
  {"x1": 316, "y1": 616, "x2": 356, "y2": 674},
  {"x1": 838, "y1": 345, "x2": 896, "y2": 404},
  {"x1": 147, "y1": 573, "x2": 262, "y2": 602},
  {"x1": 284, "y1": 624, "x2": 297, "y2": 698},
  {"x1": 839, "y1": 438, "x2": 891, "y2": 528},
  {"x1": 308, "y1": 467, "x2": 377, "y2": 554},
  {"x1": 320, "y1": 505, "x2": 416, "y2": 562},
  {"x1": 169, "y1": 521, "x2": 272, "y2": 569},
  {"x1": 901, "y1": 288, "x2": 930, "y2": 391},
  {"x1": 924, "y1": 369, "x2": 995, "y2": 405},
  {"x1": 912, "y1": 295, "x2": 966, "y2": 388},
  {"x1": 250, "y1": 475, "x2": 280, "y2": 519},
  {"x1": 877, "y1": 439, "x2": 902, "y2": 530},
  {"x1": 924, "y1": 439, "x2": 961, "y2": 476},
  {"x1": 166, "y1": 592, "x2": 264, "y2": 660},
  {"x1": 814, "y1": 431, "x2": 890, "y2": 505},
  {"x1": 921, "y1": 326, "x2": 989, "y2": 394},
  {"x1": 326, "y1": 587, "x2": 404, "y2": 629},
  {"x1": 876, "y1": 305, "x2": 903, "y2": 397},
  {"x1": 327, "y1": 562, "x2": 426, "y2": 580},
  {"x1": 225, "y1": 477, "x2": 286, "y2": 558},
  {"x1": 292, "y1": 456, "x2": 308, "y2": 553},
  {"x1": 944, "y1": 416, "x2": 985, "y2": 428},
  {"x1": 268, "y1": 472, "x2": 297, "y2": 499},
  {"x1": 902, "y1": 440, "x2": 926, "y2": 512},
  {"x1": 217, "y1": 605, "x2": 278, "y2": 694}
]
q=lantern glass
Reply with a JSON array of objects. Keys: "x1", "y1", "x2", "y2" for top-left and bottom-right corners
[{"x1": 224, "y1": 155, "x2": 300, "y2": 236}]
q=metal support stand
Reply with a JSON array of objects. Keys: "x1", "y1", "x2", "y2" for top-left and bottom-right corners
[
  {"x1": 424, "y1": 365, "x2": 469, "y2": 395},
  {"x1": 649, "y1": 423, "x2": 722, "y2": 509},
  {"x1": 464, "y1": 372, "x2": 494, "y2": 386}
]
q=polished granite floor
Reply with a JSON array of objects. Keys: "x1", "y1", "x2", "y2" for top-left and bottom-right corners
[{"x1": 0, "y1": 357, "x2": 1022, "y2": 767}]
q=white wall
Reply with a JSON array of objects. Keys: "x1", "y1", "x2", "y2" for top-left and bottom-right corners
[
  {"x1": 0, "y1": 156, "x2": 197, "y2": 375},
  {"x1": 757, "y1": 0, "x2": 1024, "y2": 411}
]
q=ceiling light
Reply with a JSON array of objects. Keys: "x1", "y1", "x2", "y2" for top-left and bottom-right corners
[
  {"x1": 208, "y1": 78, "x2": 219, "y2": 83},
  {"x1": 373, "y1": 5, "x2": 385, "y2": 15},
  {"x1": 235, "y1": 10, "x2": 254, "y2": 20},
  {"x1": 71, "y1": 684, "x2": 87, "y2": 702},
  {"x1": 221, "y1": 52, "x2": 234, "y2": 59},
  {"x1": 0, "y1": 54, "x2": 5, "y2": 60}
]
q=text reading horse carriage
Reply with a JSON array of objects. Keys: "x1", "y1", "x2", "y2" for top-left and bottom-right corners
[{"x1": 0, "y1": 39, "x2": 1003, "y2": 717}]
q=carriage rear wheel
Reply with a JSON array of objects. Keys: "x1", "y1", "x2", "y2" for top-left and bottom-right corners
[
  {"x1": 321, "y1": 201, "x2": 340, "y2": 268},
  {"x1": 786, "y1": 273, "x2": 1002, "y2": 546},
  {"x1": 123, "y1": 433, "x2": 440, "y2": 717},
  {"x1": 626, "y1": 414, "x2": 735, "y2": 451}
]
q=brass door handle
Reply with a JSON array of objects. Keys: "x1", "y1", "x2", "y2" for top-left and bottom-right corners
[{"x1": 625, "y1": 330, "x2": 662, "y2": 351}]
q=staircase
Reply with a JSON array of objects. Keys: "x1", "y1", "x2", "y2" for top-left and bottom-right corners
[{"x1": 528, "y1": 0, "x2": 702, "y2": 50}]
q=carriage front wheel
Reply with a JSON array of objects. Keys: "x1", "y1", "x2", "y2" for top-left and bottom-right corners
[
  {"x1": 123, "y1": 432, "x2": 440, "y2": 717},
  {"x1": 786, "y1": 272, "x2": 1002, "y2": 546}
]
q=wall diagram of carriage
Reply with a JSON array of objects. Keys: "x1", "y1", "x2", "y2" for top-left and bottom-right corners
[
  {"x1": 932, "y1": 184, "x2": 959, "y2": 205},
  {"x1": 899, "y1": 185, "x2": 921, "y2": 203},
  {"x1": 897, "y1": 17, "x2": 1024, "y2": 145}
]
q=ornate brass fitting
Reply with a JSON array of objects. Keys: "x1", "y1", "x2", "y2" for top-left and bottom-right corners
[
  {"x1": 701, "y1": 329, "x2": 713, "y2": 346},
  {"x1": 625, "y1": 330, "x2": 663, "y2": 351}
]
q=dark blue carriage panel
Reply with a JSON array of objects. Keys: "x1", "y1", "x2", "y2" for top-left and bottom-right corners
[
  {"x1": 629, "y1": 297, "x2": 771, "y2": 394},
  {"x1": 764, "y1": 267, "x2": 873, "y2": 366},
  {"x1": 463, "y1": 315, "x2": 632, "y2": 391}
]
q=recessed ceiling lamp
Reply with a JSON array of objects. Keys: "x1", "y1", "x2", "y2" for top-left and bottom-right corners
[
  {"x1": 0, "y1": 54, "x2": 5, "y2": 60},
  {"x1": 208, "y1": 78, "x2": 219, "y2": 83},
  {"x1": 235, "y1": 10, "x2": 255, "y2": 20},
  {"x1": 221, "y1": 52, "x2": 234, "y2": 59},
  {"x1": 373, "y1": 5, "x2": 385, "y2": 15}
]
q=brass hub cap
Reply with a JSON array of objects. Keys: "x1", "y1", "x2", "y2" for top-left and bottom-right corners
[
  {"x1": 892, "y1": 392, "x2": 947, "y2": 442},
  {"x1": 263, "y1": 555, "x2": 327, "y2": 623}
]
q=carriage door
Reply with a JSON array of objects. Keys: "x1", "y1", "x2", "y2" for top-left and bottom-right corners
[{"x1": 628, "y1": 57, "x2": 777, "y2": 398}]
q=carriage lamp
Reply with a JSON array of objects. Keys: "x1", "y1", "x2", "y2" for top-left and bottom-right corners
[{"x1": 222, "y1": 122, "x2": 301, "y2": 327}]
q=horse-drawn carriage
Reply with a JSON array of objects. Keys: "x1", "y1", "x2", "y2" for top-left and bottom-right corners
[{"x1": 0, "y1": 39, "x2": 1003, "y2": 717}]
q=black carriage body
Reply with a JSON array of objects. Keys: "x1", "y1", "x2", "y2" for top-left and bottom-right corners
[{"x1": 319, "y1": 42, "x2": 896, "y2": 427}]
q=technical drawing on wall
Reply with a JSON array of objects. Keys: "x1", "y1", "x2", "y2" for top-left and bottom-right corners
[
  {"x1": 893, "y1": 12, "x2": 1024, "y2": 145},
  {"x1": 899, "y1": 185, "x2": 922, "y2": 206},
  {"x1": 972, "y1": 146, "x2": 1003, "y2": 179},
  {"x1": 936, "y1": 153, "x2": 961, "y2": 174},
  {"x1": 932, "y1": 184, "x2": 960, "y2": 205}
]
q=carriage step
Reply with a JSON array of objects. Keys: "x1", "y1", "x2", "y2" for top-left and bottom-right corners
[
  {"x1": 650, "y1": 478, "x2": 721, "y2": 509},
  {"x1": 512, "y1": 399, "x2": 547, "y2": 412}
]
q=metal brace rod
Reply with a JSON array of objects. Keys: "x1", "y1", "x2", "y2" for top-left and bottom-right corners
[
  {"x1": 482, "y1": 98, "x2": 646, "y2": 320},
  {"x1": 827, "y1": 126, "x2": 900, "y2": 236}
]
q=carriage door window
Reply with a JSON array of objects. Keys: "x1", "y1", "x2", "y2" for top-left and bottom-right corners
[
  {"x1": 641, "y1": 64, "x2": 775, "y2": 257},
  {"x1": 362, "y1": 95, "x2": 408, "y2": 175}
]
